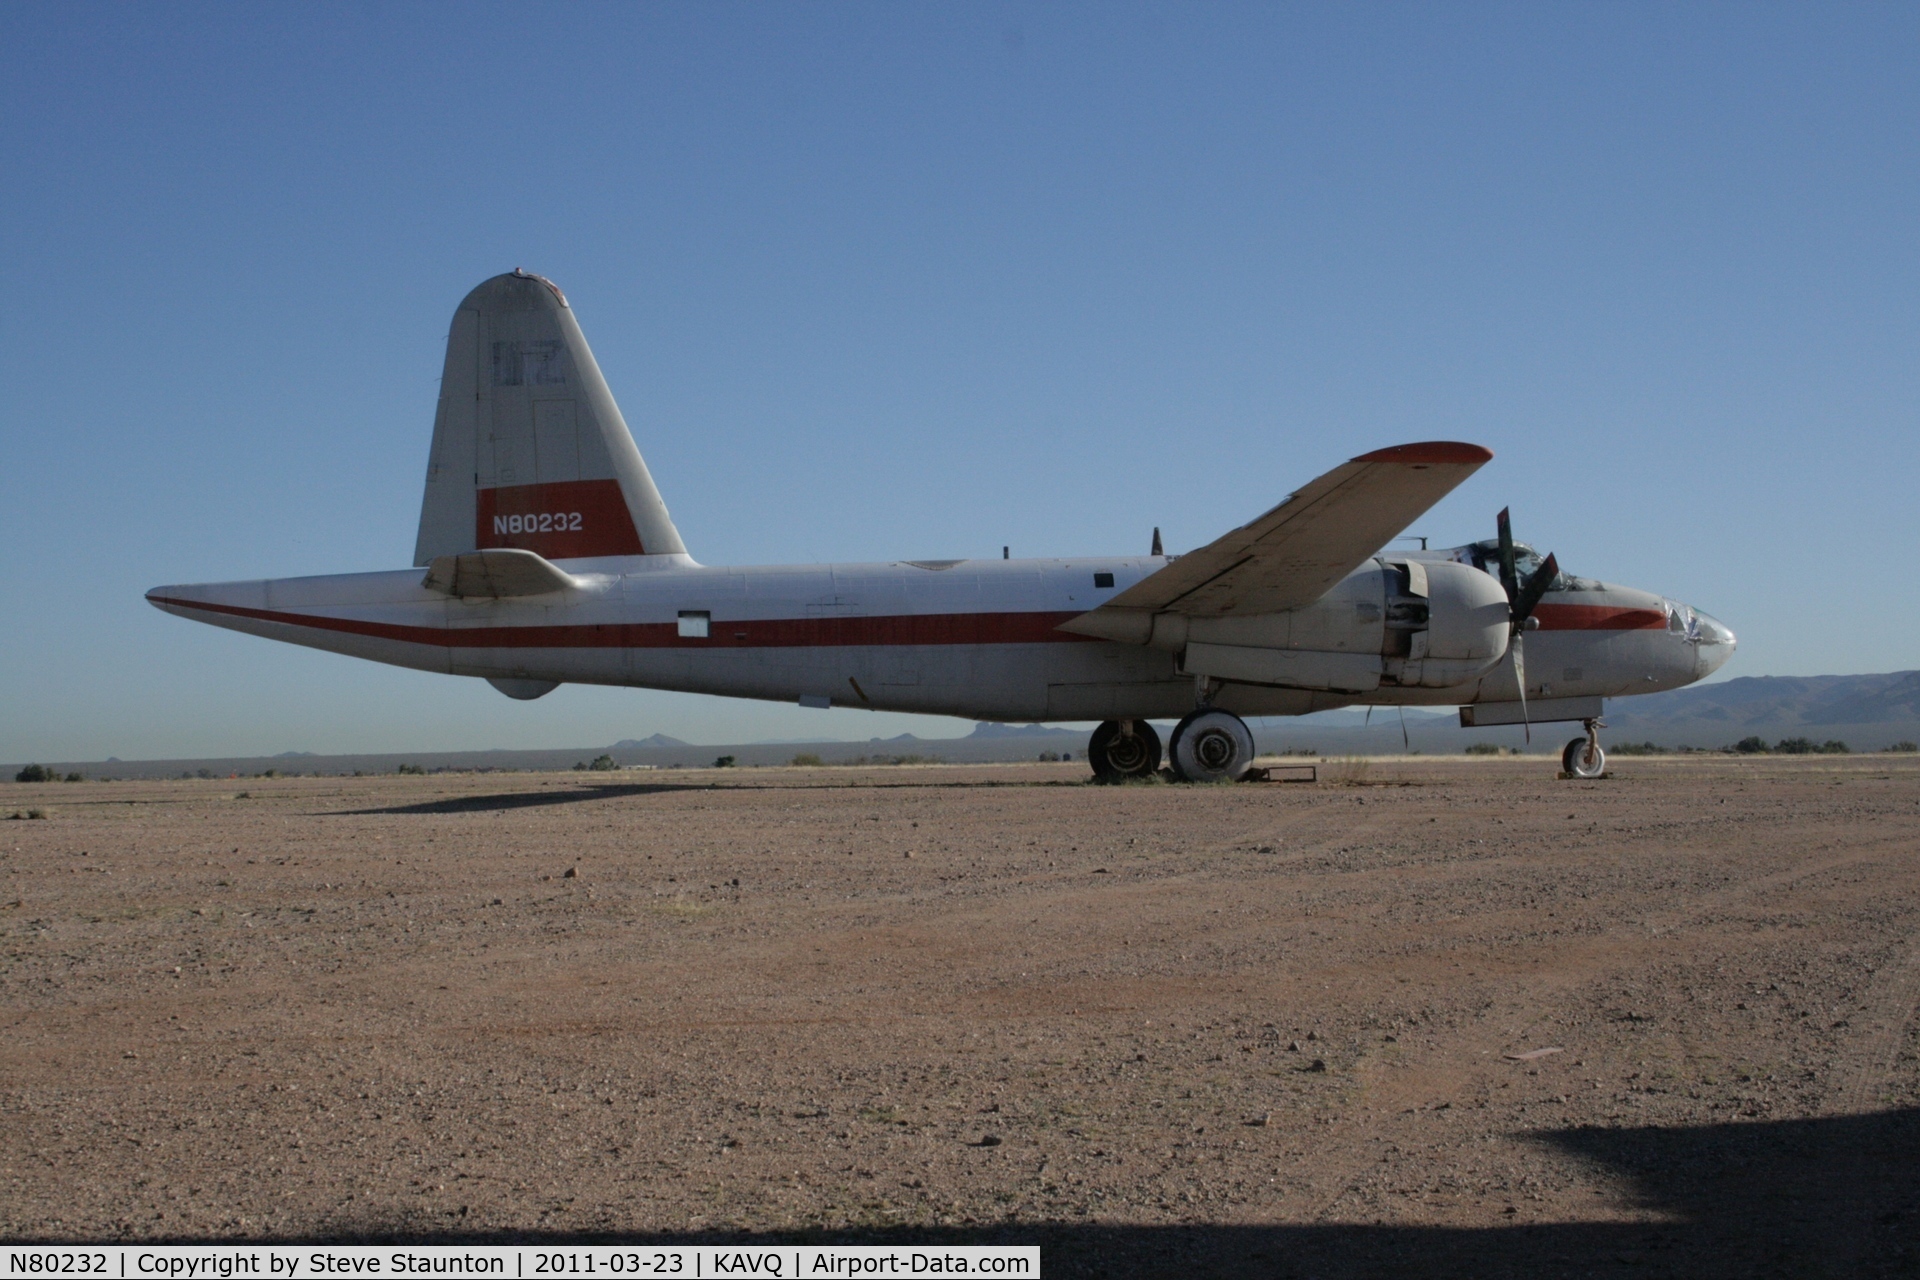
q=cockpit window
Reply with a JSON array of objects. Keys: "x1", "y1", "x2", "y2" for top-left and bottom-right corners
[{"x1": 1462, "y1": 539, "x2": 1570, "y2": 592}]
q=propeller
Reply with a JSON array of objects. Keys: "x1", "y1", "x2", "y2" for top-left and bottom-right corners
[{"x1": 1495, "y1": 507, "x2": 1559, "y2": 742}]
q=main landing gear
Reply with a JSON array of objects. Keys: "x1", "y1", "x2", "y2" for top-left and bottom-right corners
[
  {"x1": 1562, "y1": 717, "x2": 1607, "y2": 779},
  {"x1": 1089, "y1": 709, "x2": 1259, "y2": 784},
  {"x1": 1168, "y1": 708, "x2": 1257, "y2": 783},
  {"x1": 1089, "y1": 719, "x2": 1162, "y2": 783}
]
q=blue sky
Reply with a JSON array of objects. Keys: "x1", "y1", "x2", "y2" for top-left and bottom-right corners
[{"x1": 3, "y1": 3, "x2": 1916, "y2": 761}]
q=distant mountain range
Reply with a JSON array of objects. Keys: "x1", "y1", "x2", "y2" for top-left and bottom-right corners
[
  {"x1": 1607, "y1": 671, "x2": 1920, "y2": 729},
  {"x1": 969, "y1": 722, "x2": 1081, "y2": 738},
  {"x1": 18, "y1": 673, "x2": 1920, "y2": 779}
]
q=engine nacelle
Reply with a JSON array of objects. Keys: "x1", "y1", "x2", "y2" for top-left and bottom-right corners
[
  {"x1": 1382, "y1": 559, "x2": 1510, "y2": 688},
  {"x1": 1162, "y1": 559, "x2": 1510, "y2": 693}
]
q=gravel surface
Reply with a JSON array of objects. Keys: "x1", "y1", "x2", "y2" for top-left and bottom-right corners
[{"x1": 4, "y1": 755, "x2": 1919, "y2": 1276}]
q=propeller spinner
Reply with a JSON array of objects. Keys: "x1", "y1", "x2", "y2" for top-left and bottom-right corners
[{"x1": 1495, "y1": 507, "x2": 1559, "y2": 740}]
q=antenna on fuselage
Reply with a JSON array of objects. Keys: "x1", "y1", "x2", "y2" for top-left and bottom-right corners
[
  {"x1": 1003, "y1": 546, "x2": 1009, "y2": 560},
  {"x1": 1151, "y1": 527, "x2": 1163, "y2": 556},
  {"x1": 1396, "y1": 535, "x2": 1429, "y2": 551}
]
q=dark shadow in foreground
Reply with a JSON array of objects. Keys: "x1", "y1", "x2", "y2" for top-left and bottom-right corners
[
  {"x1": 330, "y1": 782, "x2": 722, "y2": 814},
  {"x1": 333, "y1": 778, "x2": 1084, "y2": 815},
  {"x1": 32, "y1": 1109, "x2": 1920, "y2": 1276}
]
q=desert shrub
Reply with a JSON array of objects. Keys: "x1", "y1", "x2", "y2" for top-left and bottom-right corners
[
  {"x1": 789, "y1": 753, "x2": 824, "y2": 767},
  {"x1": 589, "y1": 754, "x2": 617, "y2": 771},
  {"x1": 1760, "y1": 738, "x2": 1850, "y2": 756},
  {"x1": 1729, "y1": 736, "x2": 1771, "y2": 754},
  {"x1": 1611, "y1": 742, "x2": 1669, "y2": 755},
  {"x1": 1464, "y1": 742, "x2": 1506, "y2": 756},
  {"x1": 713, "y1": 755, "x2": 737, "y2": 768},
  {"x1": 396, "y1": 763, "x2": 427, "y2": 775},
  {"x1": 1321, "y1": 756, "x2": 1371, "y2": 786},
  {"x1": 14, "y1": 764, "x2": 53, "y2": 783},
  {"x1": 1884, "y1": 741, "x2": 1918, "y2": 754}
]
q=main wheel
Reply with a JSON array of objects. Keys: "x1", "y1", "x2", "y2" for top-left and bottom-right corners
[
  {"x1": 1562, "y1": 736, "x2": 1606, "y2": 778},
  {"x1": 1168, "y1": 709, "x2": 1257, "y2": 783},
  {"x1": 1088, "y1": 719, "x2": 1163, "y2": 783}
]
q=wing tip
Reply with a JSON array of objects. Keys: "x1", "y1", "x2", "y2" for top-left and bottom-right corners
[{"x1": 1353, "y1": 441, "x2": 1494, "y2": 466}]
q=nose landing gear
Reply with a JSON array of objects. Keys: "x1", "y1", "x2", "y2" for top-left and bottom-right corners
[
  {"x1": 1089, "y1": 719, "x2": 1163, "y2": 783},
  {"x1": 1562, "y1": 718, "x2": 1607, "y2": 779}
]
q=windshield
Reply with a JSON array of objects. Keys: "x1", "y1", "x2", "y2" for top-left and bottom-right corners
[{"x1": 1459, "y1": 539, "x2": 1569, "y2": 591}]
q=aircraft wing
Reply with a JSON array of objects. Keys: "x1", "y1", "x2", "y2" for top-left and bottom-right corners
[{"x1": 1061, "y1": 441, "x2": 1491, "y2": 640}]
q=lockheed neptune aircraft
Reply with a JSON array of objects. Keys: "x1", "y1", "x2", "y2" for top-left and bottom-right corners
[{"x1": 149, "y1": 271, "x2": 1735, "y2": 782}]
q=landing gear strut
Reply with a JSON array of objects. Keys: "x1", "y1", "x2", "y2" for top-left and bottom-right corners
[
  {"x1": 1562, "y1": 718, "x2": 1606, "y2": 779},
  {"x1": 1089, "y1": 719, "x2": 1162, "y2": 783},
  {"x1": 1168, "y1": 708, "x2": 1257, "y2": 783}
]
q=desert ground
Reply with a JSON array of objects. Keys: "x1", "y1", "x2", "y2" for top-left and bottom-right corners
[{"x1": 4, "y1": 754, "x2": 1920, "y2": 1276}]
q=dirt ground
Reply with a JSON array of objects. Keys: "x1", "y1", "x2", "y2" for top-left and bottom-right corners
[{"x1": 4, "y1": 754, "x2": 1920, "y2": 1276}]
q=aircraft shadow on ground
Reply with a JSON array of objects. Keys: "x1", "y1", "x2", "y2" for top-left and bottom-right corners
[
  {"x1": 332, "y1": 783, "x2": 723, "y2": 815},
  {"x1": 335, "y1": 777, "x2": 1082, "y2": 815},
  {"x1": 112, "y1": 1109, "x2": 1920, "y2": 1277}
]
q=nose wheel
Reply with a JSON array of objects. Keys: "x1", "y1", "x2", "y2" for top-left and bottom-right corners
[
  {"x1": 1169, "y1": 709, "x2": 1258, "y2": 783},
  {"x1": 1089, "y1": 719, "x2": 1163, "y2": 783},
  {"x1": 1562, "y1": 718, "x2": 1607, "y2": 779}
]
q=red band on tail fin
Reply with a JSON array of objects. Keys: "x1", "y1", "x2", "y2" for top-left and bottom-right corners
[{"x1": 476, "y1": 480, "x2": 644, "y2": 558}]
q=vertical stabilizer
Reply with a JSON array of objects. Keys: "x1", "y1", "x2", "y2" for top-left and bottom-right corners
[{"x1": 413, "y1": 270, "x2": 686, "y2": 564}]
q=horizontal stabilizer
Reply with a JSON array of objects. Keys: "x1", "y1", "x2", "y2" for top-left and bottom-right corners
[{"x1": 422, "y1": 548, "x2": 582, "y2": 598}]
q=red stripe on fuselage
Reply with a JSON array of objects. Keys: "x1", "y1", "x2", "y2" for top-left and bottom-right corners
[
  {"x1": 1532, "y1": 603, "x2": 1666, "y2": 631},
  {"x1": 147, "y1": 596, "x2": 1101, "y2": 650}
]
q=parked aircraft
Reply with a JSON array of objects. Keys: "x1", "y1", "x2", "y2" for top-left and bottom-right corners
[{"x1": 148, "y1": 271, "x2": 1735, "y2": 782}]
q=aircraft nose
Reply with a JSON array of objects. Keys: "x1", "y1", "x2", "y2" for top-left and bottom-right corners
[{"x1": 1692, "y1": 607, "x2": 1736, "y2": 677}]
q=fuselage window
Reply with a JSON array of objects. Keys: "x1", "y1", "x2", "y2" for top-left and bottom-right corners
[
  {"x1": 678, "y1": 611, "x2": 710, "y2": 638},
  {"x1": 1094, "y1": 572, "x2": 1115, "y2": 588}
]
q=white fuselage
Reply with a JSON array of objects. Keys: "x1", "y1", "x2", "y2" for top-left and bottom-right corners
[{"x1": 147, "y1": 550, "x2": 1733, "y2": 722}]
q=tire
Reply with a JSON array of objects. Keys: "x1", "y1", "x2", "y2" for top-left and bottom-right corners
[
  {"x1": 1562, "y1": 737, "x2": 1606, "y2": 778},
  {"x1": 1168, "y1": 709, "x2": 1257, "y2": 783},
  {"x1": 1089, "y1": 719, "x2": 1163, "y2": 783}
]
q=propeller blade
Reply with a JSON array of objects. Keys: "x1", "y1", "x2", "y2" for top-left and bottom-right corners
[
  {"x1": 1496, "y1": 507, "x2": 1520, "y2": 606},
  {"x1": 1511, "y1": 630, "x2": 1531, "y2": 744},
  {"x1": 1511, "y1": 552, "x2": 1559, "y2": 628}
]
